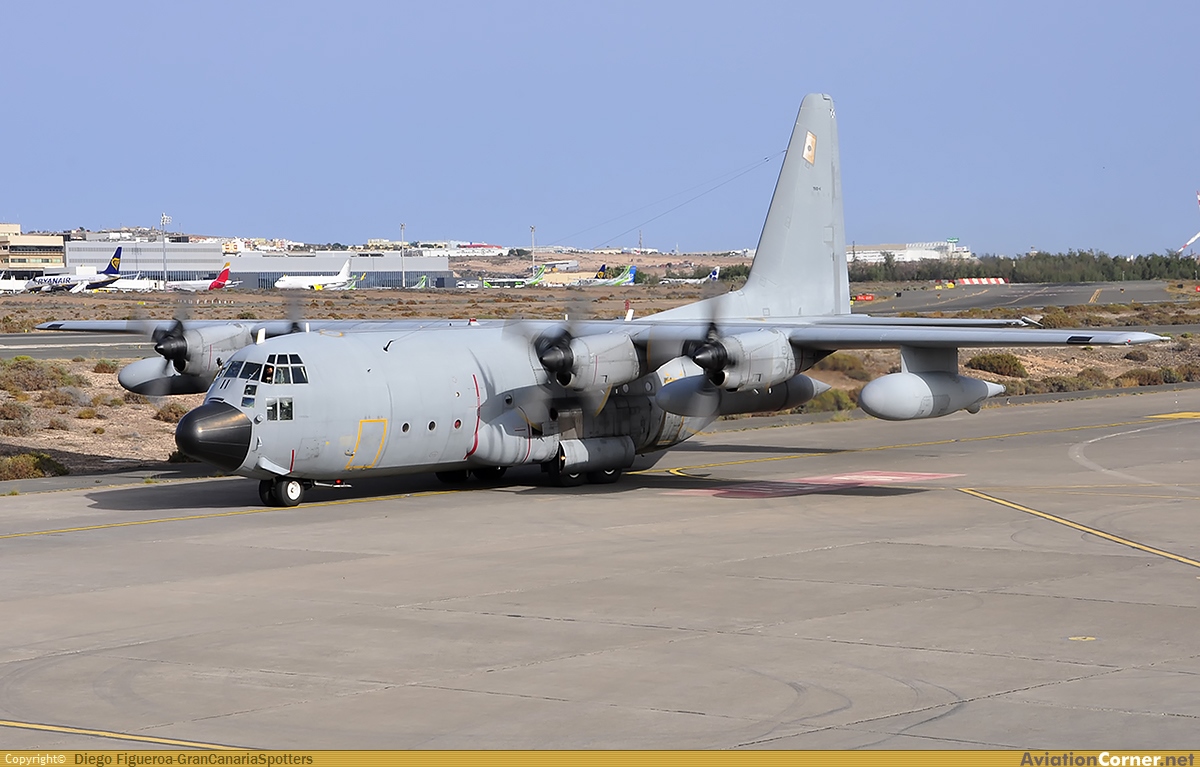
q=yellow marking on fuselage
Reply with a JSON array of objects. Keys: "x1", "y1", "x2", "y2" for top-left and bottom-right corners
[
  {"x1": 345, "y1": 418, "x2": 388, "y2": 470},
  {"x1": 959, "y1": 488, "x2": 1200, "y2": 569},
  {"x1": 0, "y1": 717, "x2": 239, "y2": 749}
]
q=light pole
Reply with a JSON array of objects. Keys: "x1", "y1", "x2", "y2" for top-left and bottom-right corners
[
  {"x1": 400, "y1": 222, "x2": 406, "y2": 288},
  {"x1": 530, "y1": 225, "x2": 536, "y2": 275},
  {"x1": 160, "y1": 213, "x2": 171, "y2": 288}
]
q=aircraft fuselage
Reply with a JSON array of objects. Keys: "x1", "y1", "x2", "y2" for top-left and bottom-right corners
[{"x1": 182, "y1": 327, "x2": 710, "y2": 484}]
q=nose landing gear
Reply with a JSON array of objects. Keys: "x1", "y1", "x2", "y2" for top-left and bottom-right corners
[{"x1": 259, "y1": 477, "x2": 307, "y2": 507}]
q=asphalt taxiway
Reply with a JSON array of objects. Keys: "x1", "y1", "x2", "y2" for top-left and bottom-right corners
[
  {"x1": 856, "y1": 280, "x2": 1185, "y2": 314},
  {"x1": 2, "y1": 390, "x2": 1200, "y2": 749}
]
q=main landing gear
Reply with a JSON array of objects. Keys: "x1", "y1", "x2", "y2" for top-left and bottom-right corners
[
  {"x1": 546, "y1": 462, "x2": 623, "y2": 487},
  {"x1": 260, "y1": 477, "x2": 307, "y2": 507}
]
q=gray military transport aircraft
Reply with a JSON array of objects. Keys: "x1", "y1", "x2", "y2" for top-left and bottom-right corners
[{"x1": 39, "y1": 94, "x2": 1163, "y2": 507}]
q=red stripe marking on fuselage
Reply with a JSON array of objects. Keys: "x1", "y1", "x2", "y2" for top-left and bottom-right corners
[{"x1": 465, "y1": 375, "x2": 481, "y2": 458}]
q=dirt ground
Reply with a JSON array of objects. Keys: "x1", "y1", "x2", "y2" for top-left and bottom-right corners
[
  {"x1": 0, "y1": 359, "x2": 204, "y2": 474},
  {"x1": 2, "y1": 287, "x2": 1193, "y2": 476}
]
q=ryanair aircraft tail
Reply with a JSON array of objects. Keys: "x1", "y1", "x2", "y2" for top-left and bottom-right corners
[{"x1": 103, "y1": 247, "x2": 123, "y2": 276}]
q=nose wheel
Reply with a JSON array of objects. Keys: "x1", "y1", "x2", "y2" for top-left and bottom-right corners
[{"x1": 259, "y1": 477, "x2": 307, "y2": 507}]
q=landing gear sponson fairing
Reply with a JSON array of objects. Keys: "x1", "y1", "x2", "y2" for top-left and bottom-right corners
[{"x1": 38, "y1": 95, "x2": 1163, "y2": 506}]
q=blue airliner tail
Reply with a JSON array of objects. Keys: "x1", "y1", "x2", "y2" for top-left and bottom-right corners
[{"x1": 102, "y1": 247, "x2": 123, "y2": 276}]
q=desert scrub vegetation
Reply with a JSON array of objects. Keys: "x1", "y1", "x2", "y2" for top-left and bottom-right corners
[
  {"x1": 38, "y1": 387, "x2": 88, "y2": 407},
  {"x1": 0, "y1": 315, "x2": 43, "y2": 334},
  {"x1": 813, "y1": 352, "x2": 872, "y2": 381},
  {"x1": 0, "y1": 400, "x2": 34, "y2": 436},
  {"x1": 0, "y1": 401, "x2": 31, "y2": 421},
  {"x1": 795, "y1": 387, "x2": 859, "y2": 413},
  {"x1": 154, "y1": 401, "x2": 190, "y2": 423},
  {"x1": 0, "y1": 356, "x2": 87, "y2": 392},
  {"x1": 93, "y1": 359, "x2": 119, "y2": 374},
  {"x1": 965, "y1": 352, "x2": 1029, "y2": 378},
  {"x1": 0, "y1": 452, "x2": 69, "y2": 481},
  {"x1": 168, "y1": 449, "x2": 199, "y2": 463}
]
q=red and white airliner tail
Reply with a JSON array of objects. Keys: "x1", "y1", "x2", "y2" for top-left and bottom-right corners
[{"x1": 208, "y1": 264, "x2": 231, "y2": 290}]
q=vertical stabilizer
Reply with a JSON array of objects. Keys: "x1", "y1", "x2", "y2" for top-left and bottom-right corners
[
  {"x1": 103, "y1": 247, "x2": 123, "y2": 276},
  {"x1": 650, "y1": 93, "x2": 848, "y2": 321}
]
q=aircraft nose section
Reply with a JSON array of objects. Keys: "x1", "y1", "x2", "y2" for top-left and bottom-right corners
[{"x1": 175, "y1": 401, "x2": 252, "y2": 471}]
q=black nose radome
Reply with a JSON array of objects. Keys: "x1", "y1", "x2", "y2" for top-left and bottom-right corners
[{"x1": 175, "y1": 402, "x2": 252, "y2": 472}]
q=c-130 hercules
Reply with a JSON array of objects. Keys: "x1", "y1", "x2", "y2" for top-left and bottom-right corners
[{"x1": 40, "y1": 94, "x2": 1163, "y2": 506}]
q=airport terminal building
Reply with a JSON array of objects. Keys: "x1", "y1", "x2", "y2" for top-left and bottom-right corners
[{"x1": 64, "y1": 240, "x2": 453, "y2": 289}]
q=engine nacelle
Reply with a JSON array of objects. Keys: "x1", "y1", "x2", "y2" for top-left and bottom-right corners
[
  {"x1": 118, "y1": 357, "x2": 211, "y2": 395},
  {"x1": 561, "y1": 333, "x2": 641, "y2": 391},
  {"x1": 710, "y1": 329, "x2": 798, "y2": 391},
  {"x1": 470, "y1": 406, "x2": 560, "y2": 467},
  {"x1": 718, "y1": 373, "x2": 830, "y2": 415},
  {"x1": 557, "y1": 436, "x2": 636, "y2": 473},
  {"x1": 178, "y1": 324, "x2": 256, "y2": 378},
  {"x1": 859, "y1": 372, "x2": 1005, "y2": 421}
]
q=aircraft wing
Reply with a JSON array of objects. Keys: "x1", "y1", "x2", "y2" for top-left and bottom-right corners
[
  {"x1": 610, "y1": 319, "x2": 1162, "y2": 349},
  {"x1": 35, "y1": 318, "x2": 467, "y2": 336},
  {"x1": 37, "y1": 316, "x2": 1164, "y2": 347},
  {"x1": 784, "y1": 324, "x2": 1161, "y2": 350}
]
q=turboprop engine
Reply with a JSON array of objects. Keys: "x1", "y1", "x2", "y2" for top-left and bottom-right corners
[
  {"x1": 538, "y1": 331, "x2": 642, "y2": 392},
  {"x1": 858, "y1": 371, "x2": 1005, "y2": 421},
  {"x1": 690, "y1": 328, "x2": 799, "y2": 391},
  {"x1": 118, "y1": 322, "x2": 257, "y2": 395},
  {"x1": 654, "y1": 353, "x2": 829, "y2": 417}
]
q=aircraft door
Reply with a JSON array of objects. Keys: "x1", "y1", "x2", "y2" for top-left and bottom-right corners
[{"x1": 345, "y1": 419, "x2": 388, "y2": 470}]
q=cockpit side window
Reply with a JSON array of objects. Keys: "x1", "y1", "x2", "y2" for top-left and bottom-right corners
[
  {"x1": 240, "y1": 362, "x2": 262, "y2": 381},
  {"x1": 266, "y1": 397, "x2": 294, "y2": 421},
  {"x1": 223, "y1": 360, "x2": 244, "y2": 378},
  {"x1": 292, "y1": 366, "x2": 308, "y2": 384}
]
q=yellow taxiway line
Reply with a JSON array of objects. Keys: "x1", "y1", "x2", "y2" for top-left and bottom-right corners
[
  {"x1": 0, "y1": 417, "x2": 1175, "y2": 542},
  {"x1": 958, "y1": 488, "x2": 1200, "y2": 569},
  {"x1": 1088, "y1": 288, "x2": 1102, "y2": 304},
  {"x1": 0, "y1": 717, "x2": 238, "y2": 749}
]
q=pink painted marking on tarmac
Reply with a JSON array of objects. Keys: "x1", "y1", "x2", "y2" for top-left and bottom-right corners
[{"x1": 668, "y1": 470, "x2": 963, "y2": 499}]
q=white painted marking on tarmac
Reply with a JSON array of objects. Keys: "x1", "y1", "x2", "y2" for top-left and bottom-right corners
[{"x1": 1067, "y1": 420, "x2": 1200, "y2": 492}]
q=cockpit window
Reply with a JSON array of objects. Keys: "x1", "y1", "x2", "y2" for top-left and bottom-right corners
[
  {"x1": 239, "y1": 362, "x2": 262, "y2": 381},
  {"x1": 250, "y1": 354, "x2": 309, "y2": 385},
  {"x1": 266, "y1": 397, "x2": 293, "y2": 421},
  {"x1": 223, "y1": 360, "x2": 244, "y2": 378}
]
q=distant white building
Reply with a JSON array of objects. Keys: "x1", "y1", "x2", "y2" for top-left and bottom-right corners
[{"x1": 846, "y1": 241, "x2": 973, "y2": 264}]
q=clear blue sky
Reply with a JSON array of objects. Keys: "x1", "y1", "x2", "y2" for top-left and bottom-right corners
[{"x1": 4, "y1": 1, "x2": 1198, "y2": 256}]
